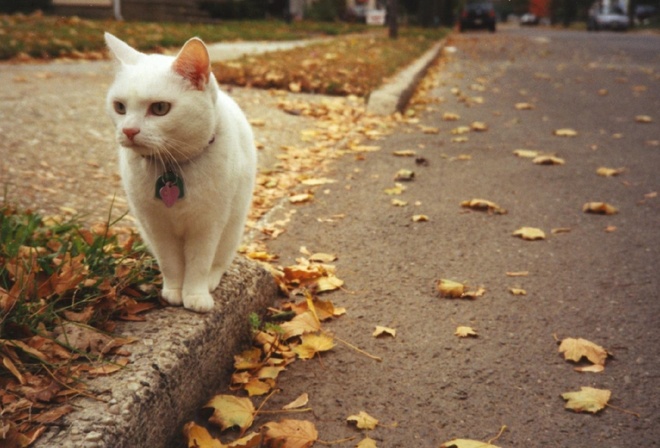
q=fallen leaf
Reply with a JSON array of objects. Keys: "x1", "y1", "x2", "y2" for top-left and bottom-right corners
[
  {"x1": 558, "y1": 337, "x2": 609, "y2": 368},
  {"x1": 393, "y1": 150, "x2": 416, "y2": 157},
  {"x1": 583, "y1": 202, "x2": 618, "y2": 215},
  {"x1": 283, "y1": 393, "x2": 309, "y2": 410},
  {"x1": 460, "y1": 198, "x2": 507, "y2": 215},
  {"x1": 596, "y1": 167, "x2": 625, "y2": 177},
  {"x1": 280, "y1": 311, "x2": 321, "y2": 339},
  {"x1": 205, "y1": 394, "x2": 255, "y2": 432},
  {"x1": 509, "y1": 288, "x2": 527, "y2": 296},
  {"x1": 263, "y1": 419, "x2": 318, "y2": 448},
  {"x1": 471, "y1": 121, "x2": 488, "y2": 131},
  {"x1": 183, "y1": 422, "x2": 224, "y2": 448},
  {"x1": 308, "y1": 253, "x2": 337, "y2": 263},
  {"x1": 394, "y1": 169, "x2": 415, "y2": 181},
  {"x1": 515, "y1": 102, "x2": 534, "y2": 110},
  {"x1": 412, "y1": 214, "x2": 429, "y2": 222},
  {"x1": 551, "y1": 227, "x2": 571, "y2": 234},
  {"x1": 561, "y1": 387, "x2": 610, "y2": 414},
  {"x1": 553, "y1": 128, "x2": 578, "y2": 137},
  {"x1": 442, "y1": 112, "x2": 460, "y2": 121},
  {"x1": 356, "y1": 436, "x2": 378, "y2": 448},
  {"x1": 440, "y1": 439, "x2": 501, "y2": 448},
  {"x1": 384, "y1": 183, "x2": 406, "y2": 195},
  {"x1": 513, "y1": 149, "x2": 539, "y2": 158},
  {"x1": 347, "y1": 411, "x2": 379, "y2": 430},
  {"x1": 451, "y1": 126, "x2": 471, "y2": 135},
  {"x1": 288, "y1": 193, "x2": 313, "y2": 204},
  {"x1": 635, "y1": 115, "x2": 653, "y2": 123},
  {"x1": 300, "y1": 178, "x2": 336, "y2": 186},
  {"x1": 506, "y1": 271, "x2": 529, "y2": 277},
  {"x1": 244, "y1": 378, "x2": 272, "y2": 396},
  {"x1": 461, "y1": 287, "x2": 486, "y2": 299},
  {"x1": 373, "y1": 326, "x2": 396, "y2": 338},
  {"x1": 292, "y1": 333, "x2": 335, "y2": 360},
  {"x1": 451, "y1": 136, "x2": 468, "y2": 143},
  {"x1": 391, "y1": 199, "x2": 408, "y2": 207},
  {"x1": 533, "y1": 155, "x2": 565, "y2": 165},
  {"x1": 454, "y1": 326, "x2": 478, "y2": 338},
  {"x1": 420, "y1": 125, "x2": 440, "y2": 134},
  {"x1": 512, "y1": 227, "x2": 546, "y2": 241},
  {"x1": 437, "y1": 279, "x2": 465, "y2": 298}
]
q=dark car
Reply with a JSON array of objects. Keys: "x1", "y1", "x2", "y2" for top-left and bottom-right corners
[{"x1": 458, "y1": 2, "x2": 497, "y2": 32}]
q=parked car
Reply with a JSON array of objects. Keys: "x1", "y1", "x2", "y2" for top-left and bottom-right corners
[
  {"x1": 635, "y1": 4, "x2": 658, "y2": 22},
  {"x1": 520, "y1": 12, "x2": 540, "y2": 25},
  {"x1": 458, "y1": 2, "x2": 497, "y2": 33},
  {"x1": 587, "y1": 2, "x2": 630, "y2": 31}
]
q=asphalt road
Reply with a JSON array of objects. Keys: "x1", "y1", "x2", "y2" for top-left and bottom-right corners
[{"x1": 249, "y1": 27, "x2": 659, "y2": 447}]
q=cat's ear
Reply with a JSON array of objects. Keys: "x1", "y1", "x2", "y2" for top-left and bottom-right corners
[
  {"x1": 172, "y1": 37, "x2": 210, "y2": 91},
  {"x1": 105, "y1": 32, "x2": 143, "y2": 65}
]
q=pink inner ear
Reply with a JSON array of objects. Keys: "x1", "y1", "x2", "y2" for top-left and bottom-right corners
[{"x1": 172, "y1": 38, "x2": 210, "y2": 90}]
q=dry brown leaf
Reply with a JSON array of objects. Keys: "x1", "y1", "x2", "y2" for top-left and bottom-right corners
[
  {"x1": 437, "y1": 279, "x2": 465, "y2": 298},
  {"x1": 391, "y1": 199, "x2": 408, "y2": 207},
  {"x1": 442, "y1": 112, "x2": 460, "y2": 121},
  {"x1": 373, "y1": 326, "x2": 397, "y2": 338},
  {"x1": 596, "y1": 167, "x2": 625, "y2": 177},
  {"x1": 205, "y1": 394, "x2": 255, "y2": 432},
  {"x1": 509, "y1": 288, "x2": 527, "y2": 296},
  {"x1": 515, "y1": 102, "x2": 534, "y2": 110},
  {"x1": 412, "y1": 214, "x2": 429, "y2": 222},
  {"x1": 635, "y1": 115, "x2": 653, "y2": 123},
  {"x1": 553, "y1": 128, "x2": 578, "y2": 137},
  {"x1": 280, "y1": 311, "x2": 321, "y2": 339},
  {"x1": 451, "y1": 126, "x2": 471, "y2": 135},
  {"x1": 440, "y1": 439, "x2": 501, "y2": 448},
  {"x1": 347, "y1": 411, "x2": 379, "y2": 430},
  {"x1": 533, "y1": 155, "x2": 565, "y2": 165},
  {"x1": 282, "y1": 393, "x2": 309, "y2": 410},
  {"x1": 357, "y1": 436, "x2": 378, "y2": 448},
  {"x1": 512, "y1": 227, "x2": 546, "y2": 241},
  {"x1": 288, "y1": 193, "x2": 313, "y2": 204},
  {"x1": 561, "y1": 387, "x2": 610, "y2": 414},
  {"x1": 460, "y1": 198, "x2": 507, "y2": 215},
  {"x1": 184, "y1": 422, "x2": 224, "y2": 448},
  {"x1": 292, "y1": 333, "x2": 335, "y2": 360},
  {"x1": 392, "y1": 150, "x2": 416, "y2": 157},
  {"x1": 513, "y1": 149, "x2": 540, "y2": 158},
  {"x1": 455, "y1": 326, "x2": 478, "y2": 338},
  {"x1": 583, "y1": 202, "x2": 618, "y2": 215},
  {"x1": 471, "y1": 121, "x2": 488, "y2": 131},
  {"x1": 263, "y1": 419, "x2": 318, "y2": 448},
  {"x1": 558, "y1": 337, "x2": 609, "y2": 368},
  {"x1": 384, "y1": 183, "x2": 406, "y2": 195},
  {"x1": 394, "y1": 169, "x2": 415, "y2": 181},
  {"x1": 506, "y1": 271, "x2": 529, "y2": 277}
]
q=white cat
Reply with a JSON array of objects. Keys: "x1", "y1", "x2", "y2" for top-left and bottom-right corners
[{"x1": 104, "y1": 32, "x2": 256, "y2": 313}]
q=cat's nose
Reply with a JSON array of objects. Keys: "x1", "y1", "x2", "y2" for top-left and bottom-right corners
[{"x1": 122, "y1": 128, "x2": 140, "y2": 141}]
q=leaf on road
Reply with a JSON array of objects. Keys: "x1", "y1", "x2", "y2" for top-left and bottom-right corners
[
  {"x1": 583, "y1": 202, "x2": 618, "y2": 215},
  {"x1": 596, "y1": 167, "x2": 625, "y2": 177},
  {"x1": 394, "y1": 169, "x2": 415, "y2": 181},
  {"x1": 437, "y1": 280, "x2": 484, "y2": 299},
  {"x1": 357, "y1": 436, "x2": 378, "y2": 448},
  {"x1": 509, "y1": 288, "x2": 527, "y2": 296},
  {"x1": 281, "y1": 311, "x2": 321, "y2": 339},
  {"x1": 440, "y1": 439, "x2": 501, "y2": 448},
  {"x1": 347, "y1": 411, "x2": 379, "y2": 430},
  {"x1": 471, "y1": 121, "x2": 488, "y2": 132},
  {"x1": 205, "y1": 395, "x2": 255, "y2": 432},
  {"x1": 393, "y1": 149, "x2": 416, "y2": 157},
  {"x1": 634, "y1": 115, "x2": 653, "y2": 123},
  {"x1": 460, "y1": 198, "x2": 507, "y2": 215},
  {"x1": 283, "y1": 393, "x2": 309, "y2": 410},
  {"x1": 515, "y1": 102, "x2": 534, "y2": 110},
  {"x1": 373, "y1": 326, "x2": 397, "y2": 338},
  {"x1": 561, "y1": 387, "x2": 611, "y2": 414},
  {"x1": 512, "y1": 227, "x2": 546, "y2": 241},
  {"x1": 183, "y1": 422, "x2": 224, "y2": 448},
  {"x1": 288, "y1": 193, "x2": 313, "y2": 204},
  {"x1": 263, "y1": 419, "x2": 318, "y2": 448},
  {"x1": 384, "y1": 183, "x2": 406, "y2": 195},
  {"x1": 558, "y1": 337, "x2": 609, "y2": 370},
  {"x1": 506, "y1": 271, "x2": 529, "y2": 277},
  {"x1": 553, "y1": 128, "x2": 578, "y2": 137},
  {"x1": 292, "y1": 333, "x2": 335, "y2": 360},
  {"x1": 455, "y1": 326, "x2": 478, "y2": 338},
  {"x1": 391, "y1": 198, "x2": 408, "y2": 207},
  {"x1": 412, "y1": 214, "x2": 429, "y2": 222},
  {"x1": 451, "y1": 126, "x2": 471, "y2": 135},
  {"x1": 442, "y1": 112, "x2": 461, "y2": 121},
  {"x1": 533, "y1": 155, "x2": 565, "y2": 165},
  {"x1": 513, "y1": 149, "x2": 539, "y2": 158}
]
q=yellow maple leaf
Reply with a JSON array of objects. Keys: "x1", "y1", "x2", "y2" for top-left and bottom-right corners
[
  {"x1": 205, "y1": 395, "x2": 255, "y2": 432},
  {"x1": 281, "y1": 311, "x2": 321, "y2": 339},
  {"x1": 347, "y1": 411, "x2": 379, "y2": 430},
  {"x1": 558, "y1": 337, "x2": 609, "y2": 368},
  {"x1": 183, "y1": 422, "x2": 224, "y2": 448},
  {"x1": 263, "y1": 419, "x2": 318, "y2": 448},
  {"x1": 561, "y1": 387, "x2": 611, "y2": 414},
  {"x1": 244, "y1": 378, "x2": 272, "y2": 397},
  {"x1": 512, "y1": 227, "x2": 546, "y2": 241},
  {"x1": 292, "y1": 333, "x2": 335, "y2": 360},
  {"x1": 437, "y1": 279, "x2": 465, "y2": 298}
]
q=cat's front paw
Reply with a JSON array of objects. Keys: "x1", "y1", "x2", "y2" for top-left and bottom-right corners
[
  {"x1": 183, "y1": 292, "x2": 215, "y2": 313},
  {"x1": 161, "y1": 288, "x2": 183, "y2": 306}
]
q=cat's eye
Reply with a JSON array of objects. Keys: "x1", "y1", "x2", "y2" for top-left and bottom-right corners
[
  {"x1": 113, "y1": 101, "x2": 126, "y2": 115},
  {"x1": 150, "y1": 102, "x2": 171, "y2": 116}
]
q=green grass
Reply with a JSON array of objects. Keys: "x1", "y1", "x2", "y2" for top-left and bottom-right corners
[{"x1": 0, "y1": 13, "x2": 369, "y2": 60}]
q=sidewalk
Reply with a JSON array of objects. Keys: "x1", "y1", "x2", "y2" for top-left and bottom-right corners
[{"x1": 0, "y1": 37, "x2": 444, "y2": 448}]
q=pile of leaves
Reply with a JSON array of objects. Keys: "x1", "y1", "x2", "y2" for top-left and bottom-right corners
[
  {"x1": 0, "y1": 11, "x2": 368, "y2": 61},
  {"x1": 213, "y1": 28, "x2": 449, "y2": 97},
  {"x1": 0, "y1": 204, "x2": 160, "y2": 444}
]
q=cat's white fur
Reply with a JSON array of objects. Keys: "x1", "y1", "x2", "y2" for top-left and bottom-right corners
[{"x1": 104, "y1": 32, "x2": 256, "y2": 313}]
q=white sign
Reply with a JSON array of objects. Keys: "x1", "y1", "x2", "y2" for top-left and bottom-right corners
[{"x1": 366, "y1": 9, "x2": 386, "y2": 26}]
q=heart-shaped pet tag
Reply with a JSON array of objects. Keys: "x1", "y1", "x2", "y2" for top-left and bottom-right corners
[{"x1": 159, "y1": 182, "x2": 180, "y2": 208}]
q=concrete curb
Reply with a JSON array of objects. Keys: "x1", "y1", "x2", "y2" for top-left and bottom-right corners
[
  {"x1": 35, "y1": 257, "x2": 278, "y2": 448},
  {"x1": 367, "y1": 39, "x2": 446, "y2": 115}
]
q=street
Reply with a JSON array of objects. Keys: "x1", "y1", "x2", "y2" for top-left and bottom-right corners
[{"x1": 248, "y1": 27, "x2": 660, "y2": 447}]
